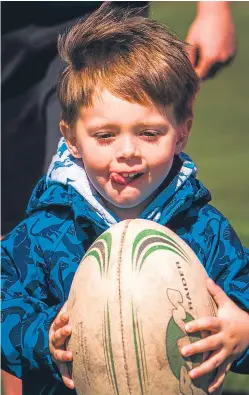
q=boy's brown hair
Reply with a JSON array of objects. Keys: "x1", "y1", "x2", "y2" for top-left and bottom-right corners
[{"x1": 57, "y1": 3, "x2": 199, "y2": 130}]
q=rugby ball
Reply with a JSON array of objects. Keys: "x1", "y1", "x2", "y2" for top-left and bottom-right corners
[{"x1": 67, "y1": 219, "x2": 221, "y2": 395}]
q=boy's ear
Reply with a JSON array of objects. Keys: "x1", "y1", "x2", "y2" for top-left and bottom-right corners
[
  {"x1": 59, "y1": 121, "x2": 82, "y2": 158},
  {"x1": 175, "y1": 117, "x2": 193, "y2": 154}
]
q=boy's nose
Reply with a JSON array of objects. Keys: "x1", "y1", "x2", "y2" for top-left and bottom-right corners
[{"x1": 117, "y1": 136, "x2": 141, "y2": 159}]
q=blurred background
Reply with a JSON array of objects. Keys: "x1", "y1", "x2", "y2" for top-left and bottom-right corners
[
  {"x1": 150, "y1": 1, "x2": 249, "y2": 248},
  {"x1": 150, "y1": 2, "x2": 249, "y2": 394},
  {"x1": 1, "y1": 1, "x2": 249, "y2": 394}
]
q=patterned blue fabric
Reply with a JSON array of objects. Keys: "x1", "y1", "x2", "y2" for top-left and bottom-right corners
[{"x1": 1, "y1": 138, "x2": 249, "y2": 394}]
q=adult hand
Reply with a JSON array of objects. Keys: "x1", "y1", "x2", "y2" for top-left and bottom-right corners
[
  {"x1": 181, "y1": 278, "x2": 249, "y2": 393},
  {"x1": 49, "y1": 301, "x2": 74, "y2": 389},
  {"x1": 186, "y1": 2, "x2": 236, "y2": 80}
]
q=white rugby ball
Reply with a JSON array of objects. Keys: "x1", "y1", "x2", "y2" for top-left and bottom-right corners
[{"x1": 67, "y1": 219, "x2": 221, "y2": 395}]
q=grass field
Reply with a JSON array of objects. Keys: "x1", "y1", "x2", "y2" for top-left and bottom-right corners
[{"x1": 150, "y1": 2, "x2": 249, "y2": 394}]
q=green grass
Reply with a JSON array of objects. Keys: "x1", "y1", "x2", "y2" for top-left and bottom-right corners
[{"x1": 150, "y1": 2, "x2": 249, "y2": 394}]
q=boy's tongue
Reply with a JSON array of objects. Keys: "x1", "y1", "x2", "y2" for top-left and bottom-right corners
[{"x1": 110, "y1": 172, "x2": 131, "y2": 185}]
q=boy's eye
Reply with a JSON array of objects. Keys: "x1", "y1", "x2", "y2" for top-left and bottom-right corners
[
  {"x1": 140, "y1": 130, "x2": 160, "y2": 138},
  {"x1": 95, "y1": 132, "x2": 114, "y2": 140},
  {"x1": 94, "y1": 132, "x2": 115, "y2": 146}
]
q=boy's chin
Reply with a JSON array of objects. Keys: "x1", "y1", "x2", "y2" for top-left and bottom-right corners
[{"x1": 105, "y1": 200, "x2": 141, "y2": 210}]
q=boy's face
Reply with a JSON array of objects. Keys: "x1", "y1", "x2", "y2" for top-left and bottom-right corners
[{"x1": 62, "y1": 89, "x2": 191, "y2": 219}]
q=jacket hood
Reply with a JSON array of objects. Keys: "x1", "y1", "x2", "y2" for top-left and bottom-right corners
[{"x1": 27, "y1": 137, "x2": 211, "y2": 229}]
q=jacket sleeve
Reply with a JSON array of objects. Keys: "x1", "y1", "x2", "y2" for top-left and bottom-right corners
[
  {"x1": 1, "y1": 223, "x2": 64, "y2": 381},
  {"x1": 205, "y1": 216, "x2": 249, "y2": 374}
]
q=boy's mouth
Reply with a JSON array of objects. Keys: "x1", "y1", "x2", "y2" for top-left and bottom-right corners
[{"x1": 110, "y1": 172, "x2": 143, "y2": 185}]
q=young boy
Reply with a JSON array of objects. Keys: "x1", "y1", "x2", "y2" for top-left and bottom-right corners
[{"x1": 1, "y1": 5, "x2": 249, "y2": 395}]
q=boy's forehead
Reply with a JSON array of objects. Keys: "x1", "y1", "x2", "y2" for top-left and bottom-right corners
[{"x1": 78, "y1": 89, "x2": 175, "y2": 124}]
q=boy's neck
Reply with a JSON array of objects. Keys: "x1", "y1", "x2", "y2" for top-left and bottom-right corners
[{"x1": 103, "y1": 196, "x2": 153, "y2": 221}]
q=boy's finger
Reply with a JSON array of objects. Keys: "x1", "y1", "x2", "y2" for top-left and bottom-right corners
[
  {"x1": 208, "y1": 361, "x2": 232, "y2": 393},
  {"x1": 61, "y1": 301, "x2": 68, "y2": 313},
  {"x1": 189, "y1": 349, "x2": 226, "y2": 380},
  {"x1": 59, "y1": 362, "x2": 75, "y2": 390},
  {"x1": 185, "y1": 316, "x2": 220, "y2": 333},
  {"x1": 53, "y1": 348, "x2": 73, "y2": 362},
  {"x1": 53, "y1": 325, "x2": 72, "y2": 347},
  {"x1": 181, "y1": 333, "x2": 221, "y2": 357},
  {"x1": 54, "y1": 312, "x2": 69, "y2": 330}
]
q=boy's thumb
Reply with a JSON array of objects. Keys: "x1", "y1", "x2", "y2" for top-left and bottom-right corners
[
  {"x1": 207, "y1": 277, "x2": 228, "y2": 307},
  {"x1": 60, "y1": 300, "x2": 68, "y2": 315}
]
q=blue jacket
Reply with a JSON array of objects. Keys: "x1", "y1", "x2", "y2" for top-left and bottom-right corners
[{"x1": 2, "y1": 138, "x2": 249, "y2": 394}]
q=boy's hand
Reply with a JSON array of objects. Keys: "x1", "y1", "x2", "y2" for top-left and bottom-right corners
[
  {"x1": 180, "y1": 278, "x2": 249, "y2": 393},
  {"x1": 49, "y1": 301, "x2": 74, "y2": 389}
]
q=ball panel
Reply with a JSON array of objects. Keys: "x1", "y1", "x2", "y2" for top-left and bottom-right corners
[{"x1": 67, "y1": 219, "x2": 221, "y2": 395}]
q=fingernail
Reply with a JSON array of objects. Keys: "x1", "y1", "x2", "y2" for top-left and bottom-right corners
[
  {"x1": 66, "y1": 380, "x2": 74, "y2": 389},
  {"x1": 65, "y1": 325, "x2": 71, "y2": 334},
  {"x1": 189, "y1": 369, "x2": 197, "y2": 379},
  {"x1": 181, "y1": 346, "x2": 190, "y2": 356},
  {"x1": 69, "y1": 380, "x2": 75, "y2": 389},
  {"x1": 185, "y1": 323, "x2": 193, "y2": 332}
]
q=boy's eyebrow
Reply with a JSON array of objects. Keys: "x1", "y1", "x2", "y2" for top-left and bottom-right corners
[
  {"x1": 134, "y1": 121, "x2": 169, "y2": 129},
  {"x1": 86, "y1": 122, "x2": 119, "y2": 133},
  {"x1": 85, "y1": 120, "x2": 169, "y2": 133}
]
